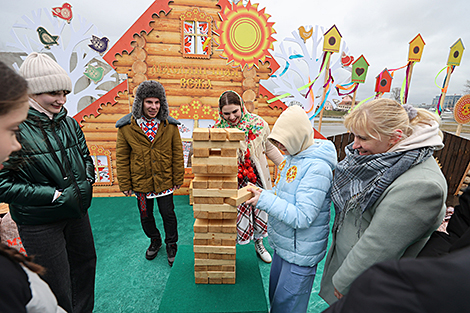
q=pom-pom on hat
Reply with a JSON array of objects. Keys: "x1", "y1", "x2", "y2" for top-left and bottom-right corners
[{"x1": 19, "y1": 52, "x2": 72, "y2": 94}]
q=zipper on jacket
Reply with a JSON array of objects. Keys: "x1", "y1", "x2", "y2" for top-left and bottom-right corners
[{"x1": 49, "y1": 121, "x2": 84, "y2": 211}]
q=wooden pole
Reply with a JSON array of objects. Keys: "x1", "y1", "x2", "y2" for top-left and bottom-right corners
[
  {"x1": 403, "y1": 62, "x2": 415, "y2": 104},
  {"x1": 456, "y1": 123, "x2": 463, "y2": 136},
  {"x1": 317, "y1": 56, "x2": 331, "y2": 132},
  {"x1": 350, "y1": 89, "x2": 358, "y2": 111},
  {"x1": 437, "y1": 66, "x2": 453, "y2": 114}
]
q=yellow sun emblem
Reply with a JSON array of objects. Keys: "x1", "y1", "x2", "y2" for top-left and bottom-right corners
[{"x1": 215, "y1": 1, "x2": 276, "y2": 69}]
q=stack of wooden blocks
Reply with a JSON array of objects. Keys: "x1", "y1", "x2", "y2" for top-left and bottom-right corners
[{"x1": 191, "y1": 127, "x2": 249, "y2": 284}]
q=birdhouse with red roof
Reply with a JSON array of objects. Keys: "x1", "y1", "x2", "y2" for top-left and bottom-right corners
[
  {"x1": 351, "y1": 55, "x2": 369, "y2": 83},
  {"x1": 447, "y1": 38, "x2": 465, "y2": 66},
  {"x1": 323, "y1": 25, "x2": 342, "y2": 53},
  {"x1": 408, "y1": 34, "x2": 425, "y2": 62},
  {"x1": 374, "y1": 68, "x2": 392, "y2": 93}
]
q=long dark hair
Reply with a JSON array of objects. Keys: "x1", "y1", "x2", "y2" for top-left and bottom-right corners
[
  {"x1": 0, "y1": 243, "x2": 44, "y2": 274},
  {"x1": 0, "y1": 61, "x2": 28, "y2": 116}
]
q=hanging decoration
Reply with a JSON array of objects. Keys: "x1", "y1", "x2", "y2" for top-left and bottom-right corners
[
  {"x1": 84, "y1": 64, "x2": 105, "y2": 84},
  {"x1": 52, "y1": 3, "x2": 73, "y2": 24},
  {"x1": 215, "y1": 1, "x2": 276, "y2": 69},
  {"x1": 435, "y1": 38, "x2": 465, "y2": 115},
  {"x1": 88, "y1": 35, "x2": 110, "y2": 56},
  {"x1": 453, "y1": 94, "x2": 470, "y2": 136},
  {"x1": 37, "y1": 26, "x2": 59, "y2": 49}
]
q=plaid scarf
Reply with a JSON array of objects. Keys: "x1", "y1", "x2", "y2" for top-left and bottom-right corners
[
  {"x1": 332, "y1": 143, "x2": 434, "y2": 233},
  {"x1": 139, "y1": 117, "x2": 160, "y2": 142}
]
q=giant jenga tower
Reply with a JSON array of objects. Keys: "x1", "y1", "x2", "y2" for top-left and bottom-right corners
[{"x1": 191, "y1": 128, "x2": 252, "y2": 284}]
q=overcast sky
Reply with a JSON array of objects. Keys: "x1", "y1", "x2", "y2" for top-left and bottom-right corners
[{"x1": 1, "y1": 0, "x2": 469, "y2": 105}]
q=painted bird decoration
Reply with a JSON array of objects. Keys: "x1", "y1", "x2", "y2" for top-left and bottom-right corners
[
  {"x1": 88, "y1": 35, "x2": 109, "y2": 56},
  {"x1": 84, "y1": 64, "x2": 105, "y2": 84},
  {"x1": 52, "y1": 3, "x2": 73, "y2": 24},
  {"x1": 298, "y1": 26, "x2": 313, "y2": 43},
  {"x1": 341, "y1": 51, "x2": 354, "y2": 67},
  {"x1": 37, "y1": 27, "x2": 60, "y2": 49}
]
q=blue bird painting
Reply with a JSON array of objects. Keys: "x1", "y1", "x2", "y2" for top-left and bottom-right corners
[{"x1": 88, "y1": 35, "x2": 109, "y2": 55}]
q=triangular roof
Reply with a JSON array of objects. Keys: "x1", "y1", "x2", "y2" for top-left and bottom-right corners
[
  {"x1": 352, "y1": 54, "x2": 369, "y2": 67},
  {"x1": 409, "y1": 33, "x2": 425, "y2": 45},
  {"x1": 103, "y1": 0, "x2": 172, "y2": 67},
  {"x1": 376, "y1": 68, "x2": 392, "y2": 80},
  {"x1": 451, "y1": 38, "x2": 465, "y2": 50},
  {"x1": 324, "y1": 25, "x2": 342, "y2": 38}
]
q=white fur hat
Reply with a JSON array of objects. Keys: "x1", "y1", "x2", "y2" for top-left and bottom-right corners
[{"x1": 19, "y1": 52, "x2": 72, "y2": 94}]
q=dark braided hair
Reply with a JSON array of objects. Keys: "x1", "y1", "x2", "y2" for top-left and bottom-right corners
[
  {"x1": 0, "y1": 243, "x2": 45, "y2": 275},
  {"x1": 0, "y1": 61, "x2": 28, "y2": 116}
]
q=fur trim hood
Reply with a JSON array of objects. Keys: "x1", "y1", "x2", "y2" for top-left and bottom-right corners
[{"x1": 132, "y1": 80, "x2": 169, "y2": 121}]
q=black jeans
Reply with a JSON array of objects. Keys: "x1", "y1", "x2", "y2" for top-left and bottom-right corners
[
  {"x1": 18, "y1": 213, "x2": 96, "y2": 313},
  {"x1": 135, "y1": 192, "x2": 178, "y2": 245}
]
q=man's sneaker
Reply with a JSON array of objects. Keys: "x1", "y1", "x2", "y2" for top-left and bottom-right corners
[
  {"x1": 255, "y1": 238, "x2": 272, "y2": 263},
  {"x1": 166, "y1": 243, "x2": 177, "y2": 267},
  {"x1": 145, "y1": 238, "x2": 162, "y2": 260}
]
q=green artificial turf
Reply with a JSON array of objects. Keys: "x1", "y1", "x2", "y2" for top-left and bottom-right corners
[{"x1": 89, "y1": 195, "x2": 331, "y2": 312}]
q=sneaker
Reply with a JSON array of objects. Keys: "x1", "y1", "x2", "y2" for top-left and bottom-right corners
[
  {"x1": 145, "y1": 238, "x2": 162, "y2": 260},
  {"x1": 166, "y1": 243, "x2": 178, "y2": 267},
  {"x1": 255, "y1": 238, "x2": 272, "y2": 263}
]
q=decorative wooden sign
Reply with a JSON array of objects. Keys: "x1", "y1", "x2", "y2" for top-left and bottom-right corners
[
  {"x1": 52, "y1": 3, "x2": 73, "y2": 23},
  {"x1": 322, "y1": 25, "x2": 342, "y2": 53},
  {"x1": 408, "y1": 33, "x2": 425, "y2": 62},
  {"x1": 374, "y1": 68, "x2": 392, "y2": 93},
  {"x1": 89, "y1": 145, "x2": 114, "y2": 186},
  {"x1": 351, "y1": 55, "x2": 369, "y2": 83},
  {"x1": 447, "y1": 38, "x2": 465, "y2": 66},
  {"x1": 454, "y1": 95, "x2": 470, "y2": 136},
  {"x1": 37, "y1": 27, "x2": 59, "y2": 49}
]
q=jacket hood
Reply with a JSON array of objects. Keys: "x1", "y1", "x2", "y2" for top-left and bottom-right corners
[
  {"x1": 388, "y1": 120, "x2": 444, "y2": 153},
  {"x1": 268, "y1": 105, "x2": 314, "y2": 155},
  {"x1": 292, "y1": 139, "x2": 338, "y2": 171},
  {"x1": 132, "y1": 80, "x2": 169, "y2": 121}
]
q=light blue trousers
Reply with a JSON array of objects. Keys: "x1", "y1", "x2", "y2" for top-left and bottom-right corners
[{"x1": 269, "y1": 251, "x2": 317, "y2": 313}]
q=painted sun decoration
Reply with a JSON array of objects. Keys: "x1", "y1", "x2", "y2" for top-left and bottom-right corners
[
  {"x1": 180, "y1": 8, "x2": 213, "y2": 59},
  {"x1": 215, "y1": 1, "x2": 275, "y2": 69}
]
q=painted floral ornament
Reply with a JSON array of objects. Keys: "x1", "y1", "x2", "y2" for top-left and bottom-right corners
[
  {"x1": 88, "y1": 35, "x2": 110, "y2": 56},
  {"x1": 37, "y1": 27, "x2": 59, "y2": 49},
  {"x1": 52, "y1": 3, "x2": 73, "y2": 24},
  {"x1": 84, "y1": 64, "x2": 105, "y2": 84}
]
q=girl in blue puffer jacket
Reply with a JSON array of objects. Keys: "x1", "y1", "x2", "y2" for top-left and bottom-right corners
[{"x1": 247, "y1": 105, "x2": 337, "y2": 313}]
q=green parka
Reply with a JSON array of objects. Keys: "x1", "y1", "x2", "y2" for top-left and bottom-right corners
[
  {"x1": 115, "y1": 114, "x2": 184, "y2": 194},
  {"x1": 0, "y1": 107, "x2": 95, "y2": 225}
]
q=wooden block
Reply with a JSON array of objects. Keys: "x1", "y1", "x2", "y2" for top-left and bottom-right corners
[
  {"x1": 192, "y1": 156, "x2": 237, "y2": 167},
  {"x1": 210, "y1": 128, "x2": 227, "y2": 141},
  {"x1": 225, "y1": 128, "x2": 245, "y2": 141},
  {"x1": 194, "y1": 253, "x2": 237, "y2": 260},
  {"x1": 222, "y1": 165, "x2": 238, "y2": 174},
  {"x1": 192, "y1": 176, "x2": 208, "y2": 189},
  {"x1": 222, "y1": 212, "x2": 237, "y2": 219},
  {"x1": 194, "y1": 232, "x2": 237, "y2": 241},
  {"x1": 193, "y1": 211, "x2": 209, "y2": 219},
  {"x1": 221, "y1": 148, "x2": 238, "y2": 157},
  {"x1": 221, "y1": 239, "x2": 236, "y2": 246},
  {"x1": 208, "y1": 219, "x2": 224, "y2": 233},
  {"x1": 193, "y1": 238, "x2": 208, "y2": 245},
  {"x1": 195, "y1": 277, "x2": 208, "y2": 284},
  {"x1": 222, "y1": 219, "x2": 237, "y2": 233},
  {"x1": 192, "y1": 188, "x2": 238, "y2": 198},
  {"x1": 195, "y1": 271, "x2": 235, "y2": 279},
  {"x1": 194, "y1": 265, "x2": 208, "y2": 272},
  {"x1": 193, "y1": 128, "x2": 210, "y2": 141},
  {"x1": 191, "y1": 163, "x2": 207, "y2": 174},
  {"x1": 193, "y1": 218, "x2": 208, "y2": 233},
  {"x1": 194, "y1": 245, "x2": 236, "y2": 254},
  {"x1": 208, "y1": 177, "x2": 224, "y2": 189},
  {"x1": 223, "y1": 278, "x2": 236, "y2": 284},
  {"x1": 207, "y1": 212, "x2": 224, "y2": 219},
  {"x1": 193, "y1": 140, "x2": 240, "y2": 149},
  {"x1": 193, "y1": 197, "x2": 224, "y2": 204},
  {"x1": 225, "y1": 185, "x2": 255, "y2": 206},
  {"x1": 207, "y1": 165, "x2": 223, "y2": 174},
  {"x1": 193, "y1": 148, "x2": 210, "y2": 157},
  {"x1": 193, "y1": 203, "x2": 237, "y2": 213},
  {"x1": 209, "y1": 149, "x2": 222, "y2": 157},
  {"x1": 196, "y1": 265, "x2": 235, "y2": 272},
  {"x1": 209, "y1": 278, "x2": 223, "y2": 284},
  {"x1": 222, "y1": 177, "x2": 238, "y2": 189},
  {"x1": 194, "y1": 258, "x2": 236, "y2": 265}
]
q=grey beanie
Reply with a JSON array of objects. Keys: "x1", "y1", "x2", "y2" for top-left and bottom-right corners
[
  {"x1": 132, "y1": 80, "x2": 169, "y2": 121},
  {"x1": 19, "y1": 52, "x2": 72, "y2": 94}
]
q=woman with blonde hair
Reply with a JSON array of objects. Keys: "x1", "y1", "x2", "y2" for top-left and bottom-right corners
[{"x1": 319, "y1": 99, "x2": 447, "y2": 304}]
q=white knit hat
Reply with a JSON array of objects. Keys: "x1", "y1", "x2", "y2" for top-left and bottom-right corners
[{"x1": 19, "y1": 52, "x2": 72, "y2": 94}]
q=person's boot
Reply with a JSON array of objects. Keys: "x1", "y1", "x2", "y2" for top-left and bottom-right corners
[
  {"x1": 145, "y1": 238, "x2": 162, "y2": 260},
  {"x1": 255, "y1": 238, "x2": 272, "y2": 263},
  {"x1": 166, "y1": 243, "x2": 178, "y2": 267}
]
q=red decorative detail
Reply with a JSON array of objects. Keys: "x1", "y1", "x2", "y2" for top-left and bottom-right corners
[
  {"x1": 73, "y1": 80, "x2": 128, "y2": 126},
  {"x1": 313, "y1": 127, "x2": 326, "y2": 140},
  {"x1": 103, "y1": 0, "x2": 172, "y2": 67},
  {"x1": 216, "y1": 0, "x2": 232, "y2": 12},
  {"x1": 259, "y1": 84, "x2": 287, "y2": 110}
]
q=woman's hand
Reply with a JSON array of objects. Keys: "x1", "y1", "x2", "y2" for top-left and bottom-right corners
[
  {"x1": 246, "y1": 185, "x2": 262, "y2": 207},
  {"x1": 122, "y1": 190, "x2": 133, "y2": 197},
  {"x1": 334, "y1": 287, "x2": 343, "y2": 300}
]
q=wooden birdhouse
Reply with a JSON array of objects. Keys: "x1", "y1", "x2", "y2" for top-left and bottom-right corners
[
  {"x1": 447, "y1": 38, "x2": 465, "y2": 66},
  {"x1": 323, "y1": 25, "x2": 342, "y2": 53},
  {"x1": 374, "y1": 68, "x2": 392, "y2": 93},
  {"x1": 408, "y1": 33, "x2": 425, "y2": 62},
  {"x1": 351, "y1": 55, "x2": 369, "y2": 83}
]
